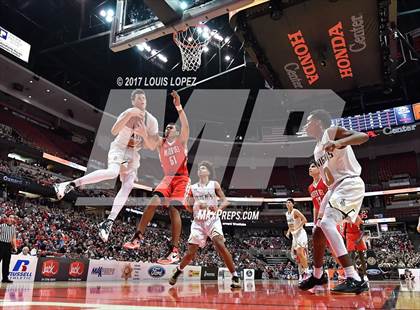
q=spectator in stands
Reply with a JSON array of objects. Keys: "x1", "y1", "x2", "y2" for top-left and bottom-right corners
[
  {"x1": 19, "y1": 246, "x2": 30, "y2": 256},
  {"x1": 400, "y1": 269, "x2": 415, "y2": 281}
]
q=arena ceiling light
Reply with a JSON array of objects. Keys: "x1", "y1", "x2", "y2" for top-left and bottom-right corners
[
  {"x1": 105, "y1": 13, "x2": 114, "y2": 23},
  {"x1": 179, "y1": 1, "x2": 188, "y2": 10},
  {"x1": 8, "y1": 153, "x2": 30, "y2": 162},
  {"x1": 142, "y1": 43, "x2": 151, "y2": 52},
  {"x1": 224, "y1": 55, "x2": 231, "y2": 61},
  {"x1": 213, "y1": 33, "x2": 224, "y2": 42},
  {"x1": 197, "y1": 25, "x2": 223, "y2": 41},
  {"x1": 157, "y1": 54, "x2": 168, "y2": 63},
  {"x1": 18, "y1": 191, "x2": 40, "y2": 198},
  {"x1": 99, "y1": 8, "x2": 114, "y2": 23},
  {"x1": 136, "y1": 43, "x2": 168, "y2": 63},
  {"x1": 202, "y1": 31, "x2": 211, "y2": 40}
]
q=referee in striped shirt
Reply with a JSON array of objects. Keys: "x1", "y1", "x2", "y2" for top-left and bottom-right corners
[{"x1": 0, "y1": 215, "x2": 17, "y2": 283}]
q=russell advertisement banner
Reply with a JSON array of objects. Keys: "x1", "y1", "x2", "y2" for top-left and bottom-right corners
[{"x1": 0, "y1": 255, "x2": 38, "y2": 282}]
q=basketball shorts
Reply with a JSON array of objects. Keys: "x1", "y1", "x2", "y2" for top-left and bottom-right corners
[
  {"x1": 154, "y1": 175, "x2": 190, "y2": 208},
  {"x1": 188, "y1": 219, "x2": 224, "y2": 248},
  {"x1": 323, "y1": 176, "x2": 365, "y2": 223},
  {"x1": 346, "y1": 233, "x2": 367, "y2": 252},
  {"x1": 108, "y1": 142, "x2": 140, "y2": 180},
  {"x1": 291, "y1": 228, "x2": 308, "y2": 250}
]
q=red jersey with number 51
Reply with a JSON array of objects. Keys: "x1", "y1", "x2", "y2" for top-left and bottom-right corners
[
  {"x1": 308, "y1": 178, "x2": 328, "y2": 211},
  {"x1": 159, "y1": 138, "x2": 188, "y2": 176}
]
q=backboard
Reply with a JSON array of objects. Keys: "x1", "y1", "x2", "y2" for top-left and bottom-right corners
[{"x1": 110, "y1": 0, "x2": 255, "y2": 52}]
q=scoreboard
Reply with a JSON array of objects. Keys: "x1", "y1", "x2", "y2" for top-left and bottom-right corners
[{"x1": 332, "y1": 104, "x2": 417, "y2": 132}]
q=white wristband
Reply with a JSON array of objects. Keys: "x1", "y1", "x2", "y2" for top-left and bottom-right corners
[{"x1": 176, "y1": 106, "x2": 183, "y2": 112}]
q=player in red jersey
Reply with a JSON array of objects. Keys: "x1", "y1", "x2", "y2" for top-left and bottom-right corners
[
  {"x1": 308, "y1": 161, "x2": 328, "y2": 226},
  {"x1": 343, "y1": 215, "x2": 367, "y2": 280},
  {"x1": 123, "y1": 90, "x2": 190, "y2": 264},
  {"x1": 308, "y1": 160, "x2": 342, "y2": 273}
]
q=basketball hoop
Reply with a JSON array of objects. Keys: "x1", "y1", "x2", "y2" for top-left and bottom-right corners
[{"x1": 173, "y1": 25, "x2": 212, "y2": 71}]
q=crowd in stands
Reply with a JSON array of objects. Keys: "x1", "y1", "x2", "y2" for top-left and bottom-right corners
[
  {"x1": 1, "y1": 196, "x2": 419, "y2": 279},
  {"x1": 0, "y1": 159, "x2": 115, "y2": 199},
  {"x1": 0, "y1": 123, "x2": 26, "y2": 145},
  {"x1": 2, "y1": 121, "x2": 420, "y2": 278},
  {"x1": 261, "y1": 262, "x2": 298, "y2": 280},
  {"x1": 1, "y1": 160, "x2": 65, "y2": 187},
  {"x1": 372, "y1": 232, "x2": 420, "y2": 270},
  {"x1": 0, "y1": 121, "x2": 88, "y2": 166},
  {"x1": 0, "y1": 198, "x2": 267, "y2": 270}
]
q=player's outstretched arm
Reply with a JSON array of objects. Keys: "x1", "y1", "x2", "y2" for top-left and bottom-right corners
[
  {"x1": 214, "y1": 181, "x2": 229, "y2": 211},
  {"x1": 12, "y1": 233, "x2": 17, "y2": 252},
  {"x1": 144, "y1": 134, "x2": 162, "y2": 151},
  {"x1": 309, "y1": 185, "x2": 319, "y2": 225},
  {"x1": 111, "y1": 108, "x2": 144, "y2": 136},
  {"x1": 135, "y1": 125, "x2": 161, "y2": 151},
  {"x1": 132, "y1": 113, "x2": 162, "y2": 151},
  {"x1": 313, "y1": 206, "x2": 318, "y2": 225},
  {"x1": 355, "y1": 216, "x2": 364, "y2": 244},
  {"x1": 286, "y1": 227, "x2": 291, "y2": 238},
  {"x1": 185, "y1": 197, "x2": 194, "y2": 213},
  {"x1": 292, "y1": 210, "x2": 308, "y2": 233},
  {"x1": 185, "y1": 189, "x2": 194, "y2": 213},
  {"x1": 171, "y1": 90, "x2": 189, "y2": 145}
]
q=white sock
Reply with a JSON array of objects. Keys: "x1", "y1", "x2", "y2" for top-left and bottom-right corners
[
  {"x1": 232, "y1": 271, "x2": 238, "y2": 277},
  {"x1": 108, "y1": 174, "x2": 135, "y2": 221},
  {"x1": 344, "y1": 266, "x2": 361, "y2": 281},
  {"x1": 73, "y1": 164, "x2": 120, "y2": 187},
  {"x1": 314, "y1": 267, "x2": 323, "y2": 279}
]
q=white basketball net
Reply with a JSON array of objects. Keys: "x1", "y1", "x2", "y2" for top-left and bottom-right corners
[{"x1": 173, "y1": 25, "x2": 212, "y2": 71}]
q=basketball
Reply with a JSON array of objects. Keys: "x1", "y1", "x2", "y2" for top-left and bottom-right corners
[{"x1": 127, "y1": 115, "x2": 143, "y2": 128}]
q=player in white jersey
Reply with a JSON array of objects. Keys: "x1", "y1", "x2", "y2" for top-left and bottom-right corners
[
  {"x1": 299, "y1": 109, "x2": 369, "y2": 295},
  {"x1": 285, "y1": 198, "x2": 309, "y2": 283},
  {"x1": 53, "y1": 89, "x2": 159, "y2": 242},
  {"x1": 169, "y1": 161, "x2": 241, "y2": 288}
]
